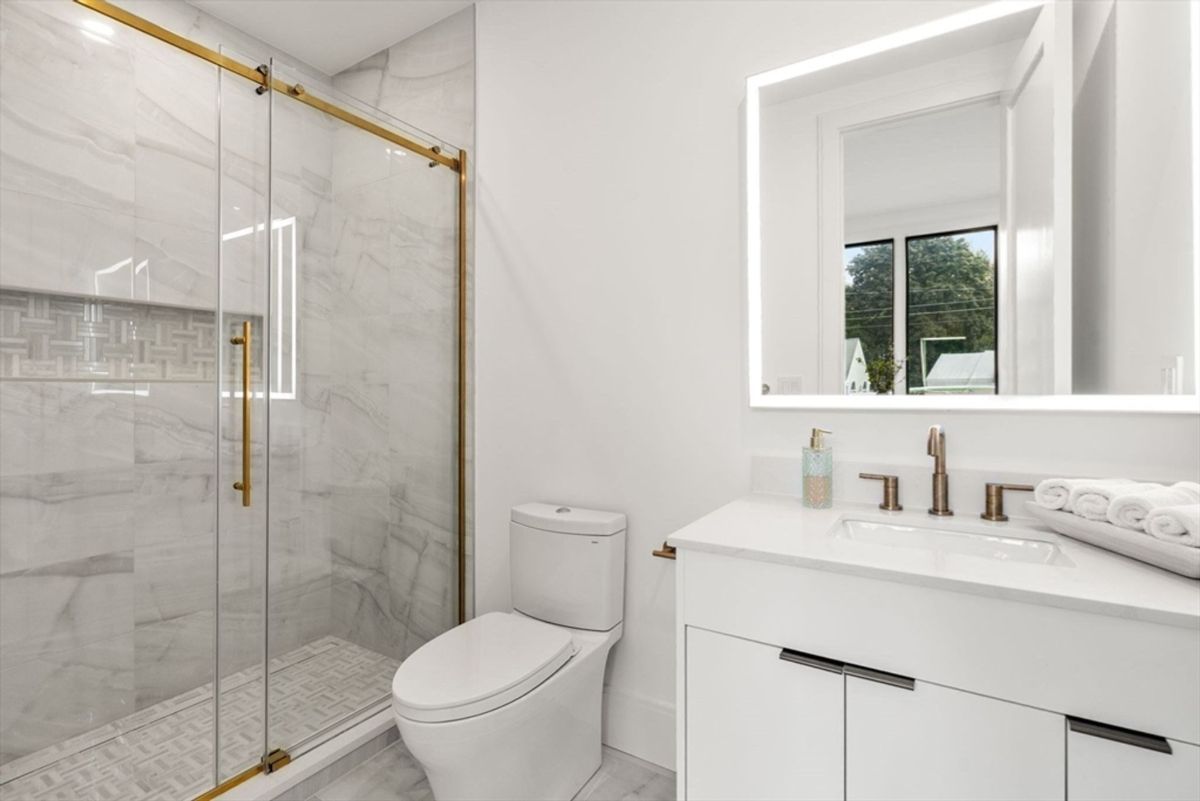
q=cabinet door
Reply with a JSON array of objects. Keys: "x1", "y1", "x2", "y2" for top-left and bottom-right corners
[
  {"x1": 846, "y1": 672, "x2": 1064, "y2": 801},
  {"x1": 685, "y1": 627, "x2": 843, "y2": 801},
  {"x1": 1067, "y1": 723, "x2": 1200, "y2": 801}
]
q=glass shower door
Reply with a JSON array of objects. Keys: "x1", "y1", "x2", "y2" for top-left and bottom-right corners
[
  {"x1": 0, "y1": 3, "x2": 463, "y2": 798},
  {"x1": 263, "y1": 59, "x2": 463, "y2": 758},
  {"x1": 214, "y1": 47, "x2": 272, "y2": 787}
]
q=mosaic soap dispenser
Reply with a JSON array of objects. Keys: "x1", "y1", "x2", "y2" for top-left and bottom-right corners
[{"x1": 802, "y1": 428, "x2": 834, "y2": 508}]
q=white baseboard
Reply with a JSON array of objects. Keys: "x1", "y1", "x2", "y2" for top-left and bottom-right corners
[{"x1": 602, "y1": 685, "x2": 676, "y2": 771}]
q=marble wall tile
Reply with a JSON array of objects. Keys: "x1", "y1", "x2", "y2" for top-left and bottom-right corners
[
  {"x1": 0, "y1": 382, "x2": 135, "y2": 475},
  {"x1": 0, "y1": 552, "x2": 134, "y2": 671},
  {"x1": 333, "y1": 7, "x2": 475, "y2": 150},
  {"x1": 0, "y1": 1, "x2": 136, "y2": 214},
  {"x1": 133, "y1": 610, "x2": 212, "y2": 709},
  {"x1": 0, "y1": 633, "x2": 135, "y2": 766},
  {"x1": 133, "y1": 218, "x2": 217, "y2": 310},
  {"x1": 132, "y1": 382, "x2": 215, "y2": 690},
  {"x1": 0, "y1": 190, "x2": 137, "y2": 300},
  {"x1": 131, "y1": 30, "x2": 219, "y2": 234},
  {"x1": 333, "y1": 5, "x2": 475, "y2": 629},
  {"x1": 0, "y1": 470, "x2": 134, "y2": 577},
  {"x1": 0, "y1": 380, "x2": 138, "y2": 762}
]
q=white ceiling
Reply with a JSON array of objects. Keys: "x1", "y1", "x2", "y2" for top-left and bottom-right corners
[
  {"x1": 187, "y1": 0, "x2": 471, "y2": 75},
  {"x1": 844, "y1": 100, "x2": 1004, "y2": 221}
]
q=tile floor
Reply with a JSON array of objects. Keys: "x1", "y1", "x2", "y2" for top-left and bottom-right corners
[
  {"x1": 0, "y1": 637, "x2": 397, "y2": 801},
  {"x1": 309, "y1": 741, "x2": 677, "y2": 801}
]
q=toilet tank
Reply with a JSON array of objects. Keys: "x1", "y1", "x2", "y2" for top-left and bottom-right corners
[{"x1": 510, "y1": 503, "x2": 626, "y2": 631}]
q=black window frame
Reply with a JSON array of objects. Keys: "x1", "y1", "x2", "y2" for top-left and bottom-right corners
[
  {"x1": 903, "y1": 225, "x2": 999, "y2": 395},
  {"x1": 842, "y1": 238, "x2": 896, "y2": 394}
]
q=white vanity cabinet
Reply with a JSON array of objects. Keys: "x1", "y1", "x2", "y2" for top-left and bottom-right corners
[
  {"x1": 673, "y1": 512, "x2": 1200, "y2": 801},
  {"x1": 684, "y1": 625, "x2": 1065, "y2": 801},
  {"x1": 846, "y1": 674, "x2": 1064, "y2": 800},
  {"x1": 686, "y1": 628, "x2": 843, "y2": 801},
  {"x1": 1066, "y1": 722, "x2": 1200, "y2": 801}
]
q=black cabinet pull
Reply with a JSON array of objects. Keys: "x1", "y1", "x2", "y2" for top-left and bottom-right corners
[
  {"x1": 778, "y1": 648, "x2": 844, "y2": 674},
  {"x1": 1068, "y1": 717, "x2": 1172, "y2": 754},
  {"x1": 844, "y1": 663, "x2": 916, "y2": 691}
]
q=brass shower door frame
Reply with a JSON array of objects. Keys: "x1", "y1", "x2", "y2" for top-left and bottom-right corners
[{"x1": 72, "y1": 0, "x2": 471, "y2": 796}]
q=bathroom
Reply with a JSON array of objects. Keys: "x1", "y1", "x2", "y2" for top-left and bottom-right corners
[{"x1": 0, "y1": 0, "x2": 1197, "y2": 799}]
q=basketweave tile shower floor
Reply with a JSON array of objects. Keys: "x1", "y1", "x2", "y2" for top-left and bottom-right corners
[{"x1": 0, "y1": 637, "x2": 398, "y2": 801}]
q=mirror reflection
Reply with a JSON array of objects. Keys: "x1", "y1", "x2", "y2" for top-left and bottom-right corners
[{"x1": 753, "y1": 1, "x2": 1198, "y2": 401}]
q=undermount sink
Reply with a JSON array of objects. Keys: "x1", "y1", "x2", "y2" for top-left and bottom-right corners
[{"x1": 829, "y1": 517, "x2": 1073, "y2": 566}]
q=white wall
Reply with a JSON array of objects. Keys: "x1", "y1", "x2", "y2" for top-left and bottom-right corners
[
  {"x1": 474, "y1": 0, "x2": 1200, "y2": 771},
  {"x1": 1073, "y1": 0, "x2": 1195, "y2": 395}
]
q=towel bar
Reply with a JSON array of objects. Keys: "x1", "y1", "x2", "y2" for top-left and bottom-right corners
[{"x1": 652, "y1": 542, "x2": 677, "y2": 560}]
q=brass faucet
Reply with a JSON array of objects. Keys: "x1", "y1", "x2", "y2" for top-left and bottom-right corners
[{"x1": 927, "y1": 425, "x2": 952, "y2": 516}]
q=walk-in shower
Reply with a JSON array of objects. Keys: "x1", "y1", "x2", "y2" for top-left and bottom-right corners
[{"x1": 0, "y1": 0, "x2": 468, "y2": 797}]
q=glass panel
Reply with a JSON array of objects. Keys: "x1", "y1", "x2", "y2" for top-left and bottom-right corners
[
  {"x1": 0, "y1": 1, "x2": 238, "y2": 797},
  {"x1": 905, "y1": 228, "x2": 998, "y2": 395},
  {"x1": 265, "y1": 61, "x2": 461, "y2": 755},
  {"x1": 843, "y1": 241, "x2": 895, "y2": 395},
  {"x1": 216, "y1": 47, "x2": 271, "y2": 784}
]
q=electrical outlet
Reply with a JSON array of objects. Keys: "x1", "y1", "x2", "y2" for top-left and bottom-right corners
[{"x1": 777, "y1": 375, "x2": 804, "y2": 394}]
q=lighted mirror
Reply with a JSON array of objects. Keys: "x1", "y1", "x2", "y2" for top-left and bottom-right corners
[{"x1": 747, "y1": 0, "x2": 1199, "y2": 411}]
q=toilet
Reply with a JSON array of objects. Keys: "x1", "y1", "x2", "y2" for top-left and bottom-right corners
[{"x1": 391, "y1": 503, "x2": 626, "y2": 801}]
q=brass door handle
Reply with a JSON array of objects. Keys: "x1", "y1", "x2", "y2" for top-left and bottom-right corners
[
  {"x1": 859, "y1": 473, "x2": 902, "y2": 511},
  {"x1": 231, "y1": 321, "x2": 251, "y2": 507},
  {"x1": 980, "y1": 482, "x2": 1034, "y2": 522}
]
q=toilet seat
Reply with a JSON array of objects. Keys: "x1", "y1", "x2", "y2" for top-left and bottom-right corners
[{"x1": 392, "y1": 612, "x2": 575, "y2": 723}]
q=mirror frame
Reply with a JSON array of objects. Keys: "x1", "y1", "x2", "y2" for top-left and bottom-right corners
[{"x1": 746, "y1": 0, "x2": 1200, "y2": 413}]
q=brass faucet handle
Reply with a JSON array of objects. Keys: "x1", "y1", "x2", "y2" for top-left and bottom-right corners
[
  {"x1": 980, "y1": 482, "x2": 1035, "y2": 522},
  {"x1": 859, "y1": 473, "x2": 902, "y2": 512}
]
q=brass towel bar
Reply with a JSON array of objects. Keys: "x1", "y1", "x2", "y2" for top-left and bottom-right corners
[{"x1": 652, "y1": 542, "x2": 677, "y2": 560}]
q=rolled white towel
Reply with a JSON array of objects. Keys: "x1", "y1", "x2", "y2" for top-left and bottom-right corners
[
  {"x1": 1069, "y1": 480, "x2": 1160, "y2": 521},
  {"x1": 1145, "y1": 504, "x2": 1200, "y2": 548},
  {"x1": 1034, "y1": 478, "x2": 1106, "y2": 511},
  {"x1": 1107, "y1": 482, "x2": 1200, "y2": 530}
]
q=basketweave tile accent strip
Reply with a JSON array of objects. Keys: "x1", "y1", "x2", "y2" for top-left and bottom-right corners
[
  {"x1": 0, "y1": 289, "x2": 263, "y2": 382},
  {"x1": 0, "y1": 637, "x2": 398, "y2": 801}
]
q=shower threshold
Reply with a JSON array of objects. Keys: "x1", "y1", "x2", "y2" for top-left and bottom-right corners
[{"x1": 0, "y1": 637, "x2": 398, "y2": 801}]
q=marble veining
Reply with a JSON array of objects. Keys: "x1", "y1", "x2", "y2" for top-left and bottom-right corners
[
  {"x1": 325, "y1": 8, "x2": 474, "y2": 656},
  {"x1": 307, "y1": 743, "x2": 677, "y2": 801},
  {"x1": 333, "y1": 7, "x2": 474, "y2": 150}
]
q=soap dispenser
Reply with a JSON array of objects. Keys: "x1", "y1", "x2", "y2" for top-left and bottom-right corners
[{"x1": 803, "y1": 428, "x2": 834, "y2": 508}]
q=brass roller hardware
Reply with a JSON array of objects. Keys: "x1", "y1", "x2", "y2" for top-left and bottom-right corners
[
  {"x1": 652, "y1": 542, "x2": 677, "y2": 560},
  {"x1": 71, "y1": 0, "x2": 461, "y2": 171},
  {"x1": 981, "y1": 482, "x2": 1035, "y2": 522},
  {"x1": 859, "y1": 473, "x2": 902, "y2": 512}
]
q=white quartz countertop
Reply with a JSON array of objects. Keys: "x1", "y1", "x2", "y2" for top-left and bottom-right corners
[{"x1": 667, "y1": 494, "x2": 1200, "y2": 629}]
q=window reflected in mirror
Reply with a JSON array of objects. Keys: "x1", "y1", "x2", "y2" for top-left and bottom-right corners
[
  {"x1": 905, "y1": 228, "x2": 997, "y2": 396},
  {"x1": 843, "y1": 240, "x2": 894, "y2": 395}
]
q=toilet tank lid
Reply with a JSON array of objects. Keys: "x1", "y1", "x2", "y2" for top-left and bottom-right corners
[{"x1": 511, "y1": 503, "x2": 626, "y2": 536}]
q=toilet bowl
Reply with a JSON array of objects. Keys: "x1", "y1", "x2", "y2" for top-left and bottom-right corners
[{"x1": 391, "y1": 504, "x2": 627, "y2": 801}]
